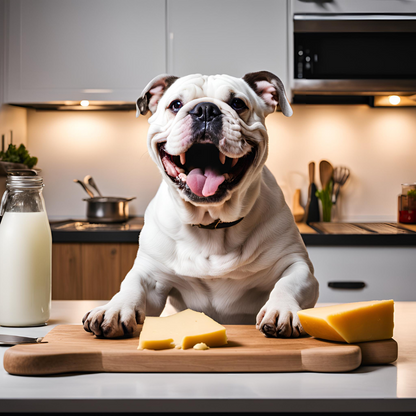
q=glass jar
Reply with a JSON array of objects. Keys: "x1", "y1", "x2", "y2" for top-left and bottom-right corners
[
  {"x1": 398, "y1": 183, "x2": 416, "y2": 224},
  {"x1": 0, "y1": 171, "x2": 52, "y2": 326}
]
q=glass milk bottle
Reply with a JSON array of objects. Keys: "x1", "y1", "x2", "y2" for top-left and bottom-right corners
[{"x1": 0, "y1": 171, "x2": 52, "y2": 326}]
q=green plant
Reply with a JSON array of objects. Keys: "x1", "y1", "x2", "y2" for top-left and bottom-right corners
[
  {"x1": 316, "y1": 180, "x2": 333, "y2": 222},
  {"x1": 407, "y1": 189, "x2": 416, "y2": 198},
  {"x1": 0, "y1": 144, "x2": 38, "y2": 169}
]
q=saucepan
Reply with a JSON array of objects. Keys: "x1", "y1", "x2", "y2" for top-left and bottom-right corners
[
  {"x1": 74, "y1": 176, "x2": 136, "y2": 223},
  {"x1": 83, "y1": 196, "x2": 136, "y2": 223}
]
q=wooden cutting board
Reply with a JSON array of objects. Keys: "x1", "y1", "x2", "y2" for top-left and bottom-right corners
[{"x1": 3, "y1": 325, "x2": 398, "y2": 376}]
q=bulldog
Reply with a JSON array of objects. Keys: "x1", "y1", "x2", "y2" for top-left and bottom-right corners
[{"x1": 83, "y1": 71, "x2": 319, "y2": 339}]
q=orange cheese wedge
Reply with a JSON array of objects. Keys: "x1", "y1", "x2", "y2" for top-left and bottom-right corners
[
  {"x1": 297, "y1": 300, "x2": 394, "y2": 343},
  {"x1": 138, "y1": 309, "x2": 227, "y2": 350}
]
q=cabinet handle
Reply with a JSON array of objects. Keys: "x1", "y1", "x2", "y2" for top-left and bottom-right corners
[{"x1": 328, "y1": 281, "x2": 366, "y2": 289}]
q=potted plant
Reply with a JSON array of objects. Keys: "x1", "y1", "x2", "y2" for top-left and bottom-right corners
[{"x1": 0, "y1": 144, "x2": 38, "y2": 176}]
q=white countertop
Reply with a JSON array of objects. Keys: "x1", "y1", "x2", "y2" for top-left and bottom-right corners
[{"x1": 1, "y1": 301, "x2": 415, "y2": 413}]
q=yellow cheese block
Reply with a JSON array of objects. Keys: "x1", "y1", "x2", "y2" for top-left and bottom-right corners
[
  {"x1": 138, "y1": 309, "x2": 227, "y2": 350},
  {"x1": 297, "y1": 300, "x2": 394, "y2": 343}
]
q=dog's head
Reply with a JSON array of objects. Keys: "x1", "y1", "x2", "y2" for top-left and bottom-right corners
[{"x1": 137, "y1": 72, "x2": 292, "y2": 206}]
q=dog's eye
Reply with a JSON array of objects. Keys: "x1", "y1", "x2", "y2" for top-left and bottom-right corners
[
  {"x1": 230, "y1": 98, "x2": 248, "y2": 112},
  {"x1": 168, "y1": 100, "x2": 183, "y2": 113}
]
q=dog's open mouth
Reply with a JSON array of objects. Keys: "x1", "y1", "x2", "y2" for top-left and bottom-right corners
[{"x1": 158, "y1": 143, "x2": 256, "y2": 199}]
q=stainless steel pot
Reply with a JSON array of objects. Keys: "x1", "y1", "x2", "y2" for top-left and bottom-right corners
[{"x1": 83, "y1": 197, "x2": 136, "y2": 223}]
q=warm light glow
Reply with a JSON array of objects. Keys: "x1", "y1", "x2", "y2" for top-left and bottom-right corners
[
  {"x1": 388, "y1": 95, "x2": 401, "y2": 105},
  {"x1": 80, "y1": 100, "x2": 90, "y2": 107}
]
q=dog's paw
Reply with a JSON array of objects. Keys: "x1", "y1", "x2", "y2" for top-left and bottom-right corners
[
  {"x1": 256, "y1": 300, "x2": 304, "y2": 338},
  {"x1": 82, "y1": 301, "x2": 144, "y2": 338}
]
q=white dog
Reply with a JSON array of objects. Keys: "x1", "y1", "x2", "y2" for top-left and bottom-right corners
[{"x1": 83, "y1": 71, "x2": 319, "y2": 339}]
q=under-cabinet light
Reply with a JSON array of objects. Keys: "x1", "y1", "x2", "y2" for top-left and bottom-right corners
[
  {"x1": 388, "y1": 95, "x2": 401, "y2": 105},
  {"x1": 373, "y1": 96, "x2": 416, "y2": 107}
]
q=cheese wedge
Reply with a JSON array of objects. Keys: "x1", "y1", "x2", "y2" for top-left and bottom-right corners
[
  {"x1": 297, "y1": 300, "x2": 394, "y2": 343},
  {"x1": 138, "y1": 309, "x2": 227, "y2": 350}
]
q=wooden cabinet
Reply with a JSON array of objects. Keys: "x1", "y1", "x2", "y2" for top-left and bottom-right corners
[
  {"x1": 5, "y1": 0, "x2": 166, "y2": 103},
  {"x1": 52, "y1": 244, "x2": 83, "y2": 300},
  {"x1": 52, "y1": 243, "x2": 138, "y2": 300},
  {"x1": 167, "y1": 0, "x2": 288, "y2": 87}
]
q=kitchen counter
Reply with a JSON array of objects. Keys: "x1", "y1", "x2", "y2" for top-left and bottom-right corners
[
  {"x1": 50, "y1": 217, "x2": 144, "y2": 243},
  {"x1": 1, "y1": 301, "x2": 415, "y2": 413},
  {"x1": 50, "y1": 217, "x2": 416, "y2": 246},
  {"x1": 303, "y1": 222, "x2": 416, "y2": 246}
]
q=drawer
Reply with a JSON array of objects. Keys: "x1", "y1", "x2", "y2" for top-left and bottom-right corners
[{"x1": 307, "y1": 246, "x2": 416, "y2": 302}]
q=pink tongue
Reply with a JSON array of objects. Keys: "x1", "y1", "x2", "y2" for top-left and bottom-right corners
[
  {"x1": 187, "y1": 169, "x2": 206, "y2": 197},
  {"x1": 187, "y1": 168, "x2": 225, "y2": 197}
]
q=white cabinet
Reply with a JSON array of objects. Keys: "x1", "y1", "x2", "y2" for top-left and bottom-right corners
[
  {"x1": 307, "y1": 246, "x2": 416, "y2": 303},
  {"x1": 4, "y1": 0, "x2": 166, "y2": 103},
  {"x1": 4, "y1": 0, "x2": 290, "y2": 104},
  {"x1": 0, "y1": 0, "x2": 5, "y2": 107},
  {"x1": 167, "y1": 0, "x2": 288, "y2": 88}
]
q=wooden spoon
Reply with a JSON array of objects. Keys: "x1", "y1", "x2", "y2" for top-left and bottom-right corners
[
  {"x1": 319, "y1": 160, "x2": 334, "y2": 191},
  {"x1": 292, "y1": 189, "x2": 304, "y2": 222}
]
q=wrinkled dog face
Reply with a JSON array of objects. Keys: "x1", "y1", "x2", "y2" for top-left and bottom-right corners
[{"x1": 137, "y1": 72, "x2": 292, "y2": 205}]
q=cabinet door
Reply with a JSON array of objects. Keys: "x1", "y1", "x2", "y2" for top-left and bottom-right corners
[
  {"x1": 52, "y1": 242, "x2": 139, "y2": 300},
  {"x1": 0, "y1": 0, "x2": 5, "y2": 107},
  {"x1": 120, "y1": 243, "x2": 139, "y2": 279},
  {"x1": 81, "y1": 243, "x2": 122, "y2": 300},
  {"x1": 307, "y1": 246, "x2": 416, "y2": 302},
  {"x1": 167, "y1": 0, "x2": 288, "y2": 88},
  {"x1": 52, "y1": 243, "x2": 83, "y2": 300},
  {"x1": 5, "y1": 0, "x2": 166, "y2": 103}
]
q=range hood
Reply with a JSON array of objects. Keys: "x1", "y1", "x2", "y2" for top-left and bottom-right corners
[{"x1": 292, "y1": 14, "x2": 416, "y2": 105}]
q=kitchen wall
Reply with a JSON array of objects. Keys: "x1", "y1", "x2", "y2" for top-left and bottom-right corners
[
  {"x1": 0, "y1": 105, "x2": 28, "y2": 197},
  {"x1": 26, "y1": 104, "x2": 416, "y2": 222},
  {"x1": 26, "y1": 109, "x2": 157, "y2": 219},
  {"x1": 0, "y1": 105, "x2": 28, "y2": 147},
  {"x1": 0, "y1": 0, "x2": 27, "y2": 149}
]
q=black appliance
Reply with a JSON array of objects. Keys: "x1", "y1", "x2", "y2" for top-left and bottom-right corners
[{"x1": 293, "y1": 14, "x2": 416, "y2": 100}]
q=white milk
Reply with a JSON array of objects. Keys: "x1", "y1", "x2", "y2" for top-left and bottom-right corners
[{"x1": 0, "y1": 211, "x2": 52, "y2": 326}]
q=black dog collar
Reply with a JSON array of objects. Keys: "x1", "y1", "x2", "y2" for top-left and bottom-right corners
[{"x1": 192, "y1": 217, "x2": 244, "y2": 230}]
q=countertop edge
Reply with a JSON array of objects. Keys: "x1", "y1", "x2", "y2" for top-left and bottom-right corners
[
  {"x1": 50, "y1": 219, "x2": 416, "y2": 246},
  {"x1": 51, "y1": 230, "x2": 416, "y2": 246},
  {"x1": 0, "y1": 398, "x2": 415, "y2": 413},
  {"x1": 51, "y1": 230, "x2": 140, "y2": 243},
  {"x1": 301, "y1": 233, "x2": 416, "y2": 246}
]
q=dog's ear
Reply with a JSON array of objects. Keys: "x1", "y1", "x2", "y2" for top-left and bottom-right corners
[
  {"x1": 136, "y1": 74, "x2": 179, "y2": 117},
  {"x1": 242, "y1": 71, "x2": 293, "y2": 117}
]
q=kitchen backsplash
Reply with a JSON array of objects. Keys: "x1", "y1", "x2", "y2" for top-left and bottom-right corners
[
  {"x1": 0, "y1": 105, "x2": 27, "y2": 148},
  {"x1": 4, "y1": 104, "x2": 416, "y2": 221}
]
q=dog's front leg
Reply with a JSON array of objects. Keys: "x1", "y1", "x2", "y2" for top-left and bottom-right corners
[
  {"x1": 256, "y1": 261, "x2": 319, "y2": 338},
  {"x1": 82, "y1": 255, "x2": 171, "y2": 338}
]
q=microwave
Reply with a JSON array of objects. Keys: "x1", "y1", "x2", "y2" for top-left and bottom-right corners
[{"x1": 292, "y1": 14, "x2": 416, "y2": 100}]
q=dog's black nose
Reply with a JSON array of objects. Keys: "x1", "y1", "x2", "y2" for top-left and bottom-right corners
[{"x1": 189, "y1": 102, "x2": 221, "y2": 123}]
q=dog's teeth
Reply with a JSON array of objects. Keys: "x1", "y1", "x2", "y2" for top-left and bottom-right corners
[
  {"x1": 178, "y1": 173, "x2": 187, "y2": 183},
  {"x1": 180, "y1": 153, "x2": 186, "y2": 165},
  {"x1": 223, "y1": 173, "x2": 230, "y2": 180},
  {"x1": 231, "y1": 158, "x2": 238, "y2": 168},
  {"x1": 219, "y1": 152, "x2": 226, "y2": 165}
]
